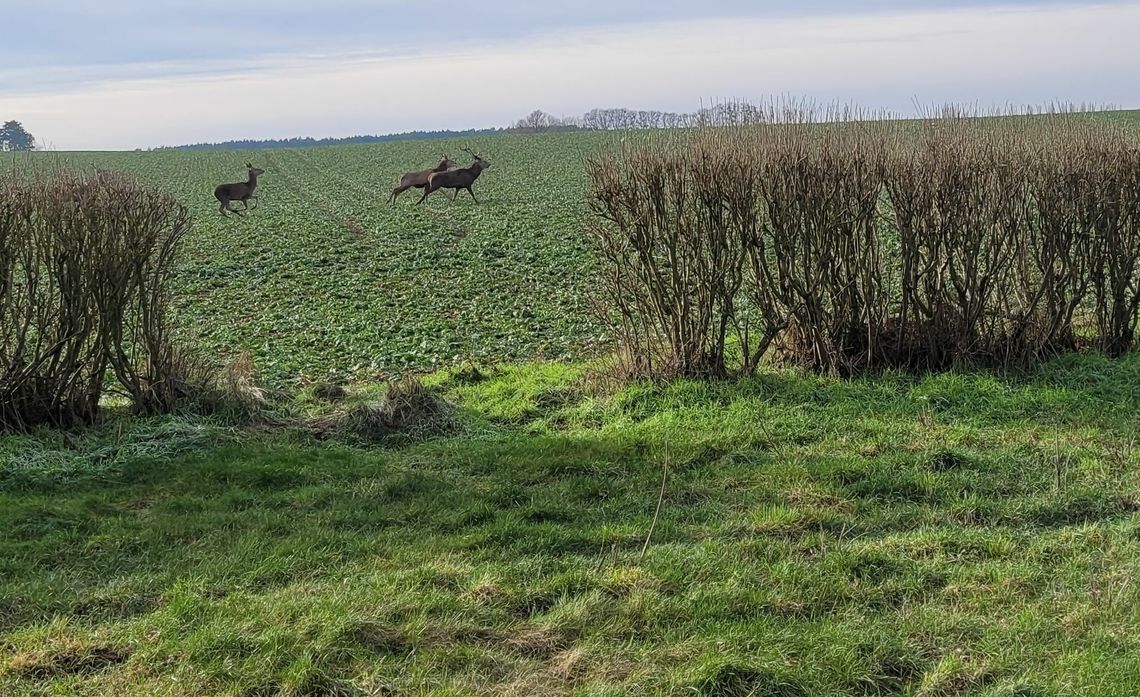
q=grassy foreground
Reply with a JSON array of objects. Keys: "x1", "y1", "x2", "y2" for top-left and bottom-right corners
[{"x1": 2, "y1": 355, "x2": 1140, "y2": 696}]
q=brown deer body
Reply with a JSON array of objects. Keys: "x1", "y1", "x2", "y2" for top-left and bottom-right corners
[
  {"x1": 388, "y1": 156, "x2": 455, "y2": 204},
  {"x1": 417, "y1": 150, "x2": 489, "y2": 204},
  {"x1": 214, "y1": 163, "x2": 264, "y2": 216}
]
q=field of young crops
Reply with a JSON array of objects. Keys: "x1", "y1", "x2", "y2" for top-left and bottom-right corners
[
  {"x1": 11, "y1": 111, "x2": 1138, "y2": 388},
  {"x1": 49, "y1": 132, "x2": 620, "y2": 386}
]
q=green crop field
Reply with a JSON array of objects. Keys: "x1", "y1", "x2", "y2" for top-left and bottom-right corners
[
  {"x1": 10, "y1": 111, "x2": 1140, "y2": 387},
  {"x1": 3, "y1": 120, "x2": 1140, "y2": 696},
  {"x1": 32, "y1": 132, "x2": 623, "y2": 386}
]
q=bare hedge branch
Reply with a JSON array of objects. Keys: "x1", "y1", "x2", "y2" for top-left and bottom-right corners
[
  {"x1": 1, "y1": 167, "x2": 195, "y2": 430},
  {"x1": 586, "y1": 108, "x2": 1140, "y2": 379}
]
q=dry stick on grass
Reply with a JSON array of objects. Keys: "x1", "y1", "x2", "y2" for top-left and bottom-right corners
[
  {"x1": 1054, "y1": 433, "x2": 1067, "y2": 493},
  {"x1": 640, "y1": 442, "x2": 670, "y2": 561},
  {"x1": 591, "y1": 540, "x2": 608, "y2": 574}
]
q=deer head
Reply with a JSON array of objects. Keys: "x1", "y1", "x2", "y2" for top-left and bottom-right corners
[
  {"x1": 247, "y1": 163, "x2": 265, "y2": 177},
  {"x1": 462, "y1": 147, "x2": 489, "y2": 167}
]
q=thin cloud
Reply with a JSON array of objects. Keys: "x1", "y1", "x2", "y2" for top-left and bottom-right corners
[
  {"x1": 7, "y1": 2, "x2": 1139, "y2": 150},
  {"x1": 9, "y1": 0, "x2": 1123, "y2": 74}
]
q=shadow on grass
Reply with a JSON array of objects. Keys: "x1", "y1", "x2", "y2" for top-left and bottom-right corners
[
  {"x1": 602, "y1": 351, "x2": 1140, "y2": 429},
  {"x1": 2, "y1": 353, "x2": 1138, "y2": 693}
]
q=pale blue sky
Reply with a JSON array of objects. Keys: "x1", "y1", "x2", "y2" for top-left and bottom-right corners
[{"x1": 4, "y1": 1, "x2": 1139, "y2": 149}]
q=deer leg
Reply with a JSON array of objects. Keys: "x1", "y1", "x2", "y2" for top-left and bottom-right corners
[
  {"x1": 250, "y1": 195, "x2": 259, "y2": 209},
  {"x1": 416, "y1": 187, "x2": 432, "y2": 205},
  {"x1": 240, "y1": 199, "x2": 250, "y2": 210},
  {"x1": 466, "y1": 187, "x2": 479, "y2": 203},
  {"x1": 389, "y1": 186, "x2": 405, "y2": 204}
]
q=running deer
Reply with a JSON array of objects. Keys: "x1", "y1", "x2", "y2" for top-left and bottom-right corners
[
  {"x1": 417, "y1": 149, "x2": 489, "y2": 204},
  {"x1": 388, "y1": 155, "x2": 455, "y2": 204},
  {"x1": 214, "y1": 163, "x2": 265, "y2": 216}
]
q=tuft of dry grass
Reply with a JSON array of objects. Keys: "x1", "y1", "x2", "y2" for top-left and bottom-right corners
[
  {"x1": 311, "y1": 383, "x2": 348, "y2": 402},
  {"x1": 8, "y1": 641, "x2": 130, "y2": 681},
  {"x1": 216, "y1": 351, "x2": 270, "y2": 415},
  {"x1": 307, "y1": 377, "x2": 458, "y2": 442}
]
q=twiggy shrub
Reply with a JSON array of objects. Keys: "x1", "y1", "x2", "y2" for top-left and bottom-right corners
[
  {"x1": 1, "y1": 174, "x2": 107, "y2": 428},
  {"x1": 586, "y1": 107, "x2": 1140, "y2": 378},
  {"x1": 755, "y1": 122, "x2": 890, "y2": 375},
  {"x1": 883, "y1": 121, "x2": 1030, "y2": 368},
  {"x1": 586, "y1": 134, "x2": 754, "y2": 379},
  {"x1": 1086, "y1": 144, "x2": 1140, "y2": 357},
  {"x1": 1, "y1": 168, "x2": 194, "y2": 430}
]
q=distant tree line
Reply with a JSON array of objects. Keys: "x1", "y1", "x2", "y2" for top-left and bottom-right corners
[
  {"x1": 511, "y1": 103, "x2": 768, "y2": 133},
  {"x1": 158, "y1": 103, "x2": 769, "y2": 150},
  {"x1": 159, "y1": 128, "x2": 509, "y2": 151},
  {"x1": 512, "y1": 108, "x2": 684, "y2": 131},
  {"x1": 0, "y1": 121, "x2": 36, "y2": 151}
]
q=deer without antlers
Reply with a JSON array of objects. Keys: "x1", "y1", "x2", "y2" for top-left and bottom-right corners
[
  {"x1": 417, "y1": 148, "x2": 490, "y2": 204},
  {"x1": 388, "y1": 155, "x2": 456, "y2": 204},
  {"x1": 214, "y1": 163, "x2": 265, "y2": 216}
]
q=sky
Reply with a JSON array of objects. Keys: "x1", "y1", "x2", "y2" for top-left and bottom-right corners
[{"x1": 3, "y1": 0, "x2": 1139, "y2": 150}]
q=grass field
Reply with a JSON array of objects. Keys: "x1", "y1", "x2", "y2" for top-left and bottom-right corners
[
  {"x1": 3, "y1": 356, "x2": 1140, "y2": 695},
  {"x1": 3, "y1": 119, "x2": 1140, "y2": 694}
]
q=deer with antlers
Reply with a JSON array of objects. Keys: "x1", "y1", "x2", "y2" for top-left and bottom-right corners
[
  {"x1": 214, "y1": 163, "x2": 265, "y2": 216},
  {"x1": 417, "y1": 148, "x2": 490, "y2": 204},
  {"x1": 388, "y1": 155, "x2": 456, "y2": 204}
]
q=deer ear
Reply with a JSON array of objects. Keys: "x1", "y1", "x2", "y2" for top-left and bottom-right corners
[{"x1": 246, "y1": 162, "x2": 253, "y2": 168}]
